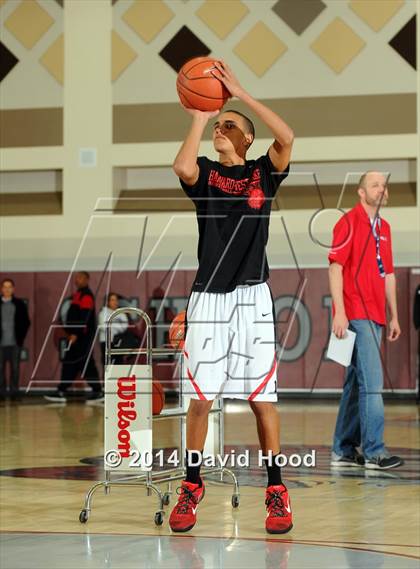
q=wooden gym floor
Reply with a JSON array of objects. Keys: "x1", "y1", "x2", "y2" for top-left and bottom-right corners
[{"x1": 0, "y1": 398, "x2": 419, "y2": 568}]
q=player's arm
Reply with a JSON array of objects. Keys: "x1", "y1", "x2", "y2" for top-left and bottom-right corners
[
  {"x1": 329, "y1": 263, "x2": 348, "y2": 339},
  {"x1": 173, "y1": 109, "x2": 219, "y2": 186},
  {"x1": 213, "y1": 61, "x2": 294, "y2": 172}
]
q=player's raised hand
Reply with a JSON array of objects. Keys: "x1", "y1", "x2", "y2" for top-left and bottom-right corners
[{"x1": 212, "y1": 60, "x2": 244, "y2": 98}]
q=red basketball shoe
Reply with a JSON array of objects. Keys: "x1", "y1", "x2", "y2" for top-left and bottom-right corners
[
  {"x1": 265, "y1": 484, "x2": 293, "y2": 534},
  {"x1": 169, "y1": 479, "x2": 205, "y2": 532}
]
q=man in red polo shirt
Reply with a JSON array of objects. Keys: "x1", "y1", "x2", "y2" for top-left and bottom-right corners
[{"x1": 328, "y1": 171, "x2": 403, "y2": 470}]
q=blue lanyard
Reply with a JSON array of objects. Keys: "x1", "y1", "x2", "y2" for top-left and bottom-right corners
[{"x1": 371, "y1": 217, "x2": 386, "y2": 278}]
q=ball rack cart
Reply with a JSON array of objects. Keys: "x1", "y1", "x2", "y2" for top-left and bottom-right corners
[{"x1": 79, "y1": 306, "x2": 240, "y2": 526}]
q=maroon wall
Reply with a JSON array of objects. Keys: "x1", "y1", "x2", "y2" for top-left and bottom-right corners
[{"x1": 1, "y1": 267, "x2": 418, "y2": 394}]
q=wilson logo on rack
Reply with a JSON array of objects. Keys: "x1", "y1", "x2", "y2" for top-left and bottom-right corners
[{"x1": 116, "y1": 375, "x2": 137, "y2": 458}]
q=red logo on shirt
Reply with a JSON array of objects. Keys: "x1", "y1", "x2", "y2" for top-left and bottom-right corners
[
  {"x1": 208, "y1": 167, "x2": 264, "y2": 209},
  {"x1": 247, "y1": 188, "x2": 265, "y2": 209}
]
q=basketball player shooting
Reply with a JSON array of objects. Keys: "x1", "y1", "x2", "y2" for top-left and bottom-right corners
[{"x1": 169, "y1": 60, "x2": 294, "y2": 534}]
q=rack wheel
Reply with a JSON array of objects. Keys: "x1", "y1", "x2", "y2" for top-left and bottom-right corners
[
  {"x1": 79, "y1": 509, "x2": 89, "y2": 523},
  {"x1": 163, "y1": 493, "x2": 171, "y2": 506},
  {"x1": 231, "y1": 494, "x2": 240, "y2": 508},
  {"x1": 154, "y1": 511, "x2": 164, "y2": 526}
]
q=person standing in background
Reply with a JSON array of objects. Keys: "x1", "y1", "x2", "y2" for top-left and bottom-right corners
[
  {"x1": 45, "y1": 271, "x2": 102, "y2": 404},
  {"x1": 0, "y1": 278, "x2": 31, "y2": 401},
  {"x1": 98, "y1": 292, "x2": 128, "y2": 367},
  {"x1": 329, "y1": 172, "x2": 403, "y2": 470}
]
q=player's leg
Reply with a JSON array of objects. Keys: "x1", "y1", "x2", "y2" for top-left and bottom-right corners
[
  {"x1": 236, "y1": 282, "x2": 292, "y2": 533},
  {"x1": 170, "y1": 291, "x2": 227, "y2": 532},
  {"x1": 186, "y1": 398, "x2": 214, "y2": 477},
  {"x1": 249, "y1": 401, "x2": 280, "y2": 454},
  {"x1": 184, "y1": 398, "x2": 214, "y2": 483},
  {"x1": 249, "y1": 399, "x2": 292, "y2": 534},
  {"x1": 169, "y1": 399, "x2": 212, "y2": 533}
]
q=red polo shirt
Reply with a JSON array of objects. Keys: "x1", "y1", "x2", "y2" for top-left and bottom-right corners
[{"x1": 328, "y1": 202, "x2": 394, "y2": 325}]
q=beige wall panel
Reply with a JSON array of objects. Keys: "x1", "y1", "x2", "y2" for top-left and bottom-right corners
[
  {"x1": 349, "y1": 0, "x2": 405, "y2": 32},
  {"x1": 0, "y1": 147, "x2": 64, "y2": 170},
  {"x1": 0, "y1": 0, "x2": 416, "y2": 111},
  {"x1": 196, "y1": 0, "x2": 249, "y2": 40},
  {"x1": 0, "y1": 0, "x2": 63, "y2": 109},
  {"x1": 39, "y1": 33, "x2": 63, "y2": 85},
  {"x1": 233, "y1": 21, "x2": 287, "y2": 77},
  {"x1": 110, "y1": 134, "x2": 418, "y2": 168},
  {"x1": 4, "y1": 0, "x2": 54, "y2": 49},
  {"x1": 111, "y1": 30, "x2": 138, "y2": 81},
  {"x1": 113, "y1": 94, "x2": 416, "y2": 143},
  {"x1": 0, "y1": 192, "x2": 61, "y2": 215},
  {"x1": 0, "y1": 1, "x2": 417, "y2": 273},
  {"x1": 121, "y1": 0, "x2": 174, "y2": 43},
  {"x1": 63, "y1": 0, "x2": 112, "y2": 220},
  {"x1": 0, "y1": 207, "x2": 418, "y2": 270},
  {"x1": 112, "y1": 0, "x2": 416, "y2": 104},
  {"x1": 311, "y1": 18, "x2": 365, "y2": 74},
  {"x1": 0, "y1": 108, "x2": 63, "y2": 147}
]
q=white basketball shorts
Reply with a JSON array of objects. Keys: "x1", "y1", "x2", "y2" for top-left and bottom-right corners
[{"x1": 182, "y1": 282, "x2": 278, "y2": 402}]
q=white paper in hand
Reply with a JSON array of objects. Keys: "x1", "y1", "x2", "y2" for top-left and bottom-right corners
[{"x1": 326, "y1": 329, "x2": 356, "y2": 367}]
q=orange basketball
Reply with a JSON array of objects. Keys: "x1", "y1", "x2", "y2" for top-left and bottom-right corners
[
  {"x1": 169, "y1": 310, "x2": 186, "y2": 349},
  {"x1": 177, "y1": 57, "x2": 230, "y2": 112},
  {"x1": 152, "y1": 380, "x2": 165, "y2": 415}
]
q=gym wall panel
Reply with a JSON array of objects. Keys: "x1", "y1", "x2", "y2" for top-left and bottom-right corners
[
  {"x1": 0, "y1": 1, "x2": 417, "y2": 271},
  {"x1": 113, "y1": 94, "x2": 417, "y2": 144},
  {"x1": 0, "y1": 108, "x2": 63, "y2": 147},
  {"x1": 0, "y1": 0, "x2": 418, "y2": 397},
  {"x1": 0, "y1": 0, "x2": 63, "y2": 109},
  {"x1": 111, "y1": 0, "x2": 416, "y2": 104},
  {"x1": 1, "y1": 267, "x2": 417, "y2": 394}
]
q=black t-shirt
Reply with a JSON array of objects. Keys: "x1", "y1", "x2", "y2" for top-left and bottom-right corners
[{"x1": 180, "y1": 153, "x2": 289, "y2": 293}]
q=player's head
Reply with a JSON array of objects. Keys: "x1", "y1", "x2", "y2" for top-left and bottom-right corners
[
  {"x1": 1, "y1": 278, "x2": 15, "y2": 299},
  {"x1": 357, "y1": 171, "x2": 389, "y2": 208},
  {"x1": 107, "y1": 292, "x2": 119, "y2": 310},
  {"x1": 212, "y1": 110, "x2": 255, "y2": 157},
  {"x1": 75, "y1": 271, "x2": 90, "y2": 289}
]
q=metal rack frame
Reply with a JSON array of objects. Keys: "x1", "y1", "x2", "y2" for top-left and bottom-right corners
[{"x1": 79, "y1": 307, "x2": 240, "y2": 525}]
